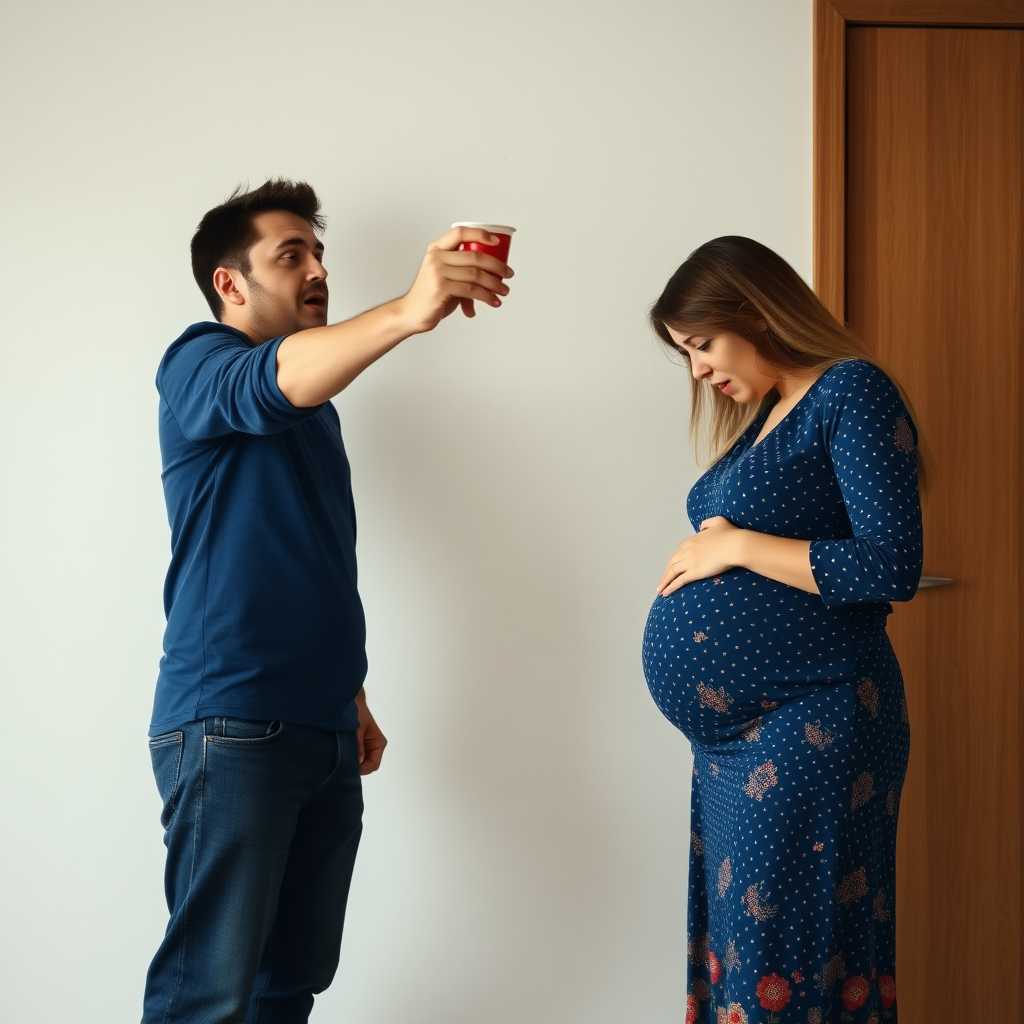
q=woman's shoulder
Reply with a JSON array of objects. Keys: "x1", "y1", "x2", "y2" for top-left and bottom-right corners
[
  {"x1": 812, "y1": 359, "x2": 901, "y2": 407},
  {"x1": 817, "y1": 357, "x2": 892, "y2": 387}
]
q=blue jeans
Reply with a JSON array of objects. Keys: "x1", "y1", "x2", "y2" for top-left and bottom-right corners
[{"x1": 142, "y1": 718, "x2": 363, "y2": 1024}]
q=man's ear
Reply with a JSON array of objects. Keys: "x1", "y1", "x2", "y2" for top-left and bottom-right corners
[{"x1": 213, "y1": 267, "x2": 247, "y2": 308}]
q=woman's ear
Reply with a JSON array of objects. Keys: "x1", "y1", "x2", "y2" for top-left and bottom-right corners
[{"x1": 756, "y1": 318, "x2": 768, "y2": 333}]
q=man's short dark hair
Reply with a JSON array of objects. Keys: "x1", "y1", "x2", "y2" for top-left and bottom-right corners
[{"x1": 191, "y1": 179, "x2": 326, "y2": 319}]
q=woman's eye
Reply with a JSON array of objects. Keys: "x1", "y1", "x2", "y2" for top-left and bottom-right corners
[{"x1": 697, "y1": 340, "x2": 712, "y2": 352}]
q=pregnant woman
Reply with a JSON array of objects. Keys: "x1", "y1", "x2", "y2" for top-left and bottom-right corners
[{"x1": 643, "y1": 237, "x2": 922, "y2": 1024}]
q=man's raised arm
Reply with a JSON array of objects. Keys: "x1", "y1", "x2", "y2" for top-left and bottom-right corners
[{"x1": 276, "y1": 226, "x2": 512, "y2": 407}]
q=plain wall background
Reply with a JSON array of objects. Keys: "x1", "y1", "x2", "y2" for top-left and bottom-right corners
[{"x1": 0, "y1": 2, "x2": 812, "y2": 1021}]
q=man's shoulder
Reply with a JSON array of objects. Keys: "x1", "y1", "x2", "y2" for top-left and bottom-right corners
[{"x1": 157, "y1": 322, "x2": 255, "y2": 386}]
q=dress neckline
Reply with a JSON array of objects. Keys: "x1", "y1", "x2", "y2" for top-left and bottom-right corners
[{"x1": 745, "y1": 362, "x2": 842, "y2": 452}]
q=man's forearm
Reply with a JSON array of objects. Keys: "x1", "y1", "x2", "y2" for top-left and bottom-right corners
[{"x1": 276, "y1": 298, "x2": 412, "y2": 407}]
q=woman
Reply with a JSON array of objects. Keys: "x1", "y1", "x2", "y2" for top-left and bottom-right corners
[{"x1": 642, "y1": 237, "x2": 922, "y2": 1024}]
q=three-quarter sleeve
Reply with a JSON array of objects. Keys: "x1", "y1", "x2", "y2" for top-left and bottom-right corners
[
  {"x1": 808, "y1": 361, "x2": 924, "y2": 608},
  {"x1": 156, "y1": 324, "x2": 319, "y2": 443}
]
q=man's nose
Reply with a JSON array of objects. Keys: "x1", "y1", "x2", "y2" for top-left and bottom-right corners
[{"x1": 307, "y1": 255, "x2": 327, "y2": 280}]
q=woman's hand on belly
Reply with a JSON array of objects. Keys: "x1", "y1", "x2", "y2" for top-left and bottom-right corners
[
  {"x1": 657, "y1": 516, "x2": 742, "y2": 595},
  {"x1": 657, "y1": 516, "x2": 820, "y2": 597}
]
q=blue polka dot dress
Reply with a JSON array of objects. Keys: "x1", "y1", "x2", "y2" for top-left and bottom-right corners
[{"x1": 643, "y1": 361, "x2": 922, "y2": 1024}]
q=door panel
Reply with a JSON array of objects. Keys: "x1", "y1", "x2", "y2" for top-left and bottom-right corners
[{"x1": 845, "y1": 25, "x2": 1022, "y2": 1019}]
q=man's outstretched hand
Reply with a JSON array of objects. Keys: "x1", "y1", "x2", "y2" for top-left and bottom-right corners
[
  {"x1": 395, "y1": 226, "x2": 513, "y2": 334},
  {"x1": 354, "y1": 688, "x2": 387, "y2": 776}
]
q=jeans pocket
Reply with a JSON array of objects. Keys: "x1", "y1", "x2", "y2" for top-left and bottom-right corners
[
  {"x1": 148, "y1": 731, "x2": 184, "y2": 830},
  {"x1": 204, "y1": 718, "x2": 285, "y2": 742}
]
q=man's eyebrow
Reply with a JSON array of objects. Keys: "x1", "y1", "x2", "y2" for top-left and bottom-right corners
[{"x1": 272, "y1": 236, "x2": 324, "y2": 253}]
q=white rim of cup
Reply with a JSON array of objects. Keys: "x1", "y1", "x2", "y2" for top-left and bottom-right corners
[{"x1": 451, "y1": 222, "x2": 516, "y2": 234}]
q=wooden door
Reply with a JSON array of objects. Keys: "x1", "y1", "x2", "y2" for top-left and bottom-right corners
[{"x1": 816, "y1": 4, "x2": 1023, "y2": 1019}]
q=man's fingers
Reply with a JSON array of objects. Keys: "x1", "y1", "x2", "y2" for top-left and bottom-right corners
[
  {"x1": 438, "y1": 249, "x2": 513, "y2": 278},
  {"x1": 428, "y1": 226, "x2": 501, "y2": 253},
  {"x1": 444, "y1": 280, "x2": 503, "y2": 308},
  {"x1": 359, "y1": 738, "x2": 386, "y2": 775},
  {"x1": 442, "y1": 264, "x2": 510, "y2": 295}
]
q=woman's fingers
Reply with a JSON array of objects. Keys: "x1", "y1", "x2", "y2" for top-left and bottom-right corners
[
  {"x1": 658, "y1": 558, "x2": 686, "y2": 594},
  {"x1": 659, "y1": 571, "x2": 688, "y2": 597}
]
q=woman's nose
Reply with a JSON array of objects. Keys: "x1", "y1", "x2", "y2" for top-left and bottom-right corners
[{"x1": 690, "y1": 355, "x2": 712, "y2": 380}]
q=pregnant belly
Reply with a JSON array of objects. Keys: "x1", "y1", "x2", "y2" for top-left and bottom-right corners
[{"x1": 642, "y1": 569, "x2": 861, "y2": 744}]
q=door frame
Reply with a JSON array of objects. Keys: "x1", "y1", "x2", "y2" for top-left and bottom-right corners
[{"x1": 812, "y1": 0, "x2": 1024, "y2": 320}]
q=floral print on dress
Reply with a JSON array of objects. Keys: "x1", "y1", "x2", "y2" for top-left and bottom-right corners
[
  {"x1": 840, "y1": 974, "x2": 870, "y2": 1012},
  {"x1": 743, "y1": 760, "x2": 778, "y2": 801},
  {"x1": 688, "y1": 931, "x2": 710, "y2": 965},
  {"x1": 820, "y1": 953, "x2": 846, "y2": 993},
  {"x1": 740, "y1": 717, "x2": 763, "y2": 742},
  {"x1": 708, "y1": 950, "x2": 723, "y2": 984},
  {"x1": 724, "y1": 939, "x2": 741, "y2": 974},
  {"x1": 878, "y1": 973, "x2": 896, "y2": 1008},
  {"x1": 686, "y1": 993, "x2": 699, "y2": 1024},
  {"x1": 756, "y1": 973, "x2": 793, "y2": 1023},
  {"x1": 851, "y1": 771, "x2": 876, "y2": 810},
  {"x1": 804, "y1": 720, "x2": 834, "y2": 750},
  {"x1": 741, "y1": 882, "x2": 778, "y2": 921},
  {"x1": 836, "y1": 868, "x2": 869, "y2": 904},
  {"x1": 857, "y1": 678, "x2": 880, "y2": 717},
  {"x1": 717, "y1": 856, "x2": 732, "y2": 898},
  {"x1": 893, "y1": 415, "x2": 915, "y2": 453},
  {"x1": 697, "y1": 682, "x2": 733, "y2": 713},
  {"x1": 873, "y1": 888, "x2": 891, "y2": 922}
]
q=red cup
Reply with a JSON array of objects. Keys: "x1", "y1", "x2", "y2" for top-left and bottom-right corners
[{"x1": 452, "y1": 222, "x2": 516, "y2": 264}]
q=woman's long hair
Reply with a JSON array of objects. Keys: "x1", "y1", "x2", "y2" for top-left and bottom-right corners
[{"x1": 649, "y1": 235, "x2": 925, "y2": 485}]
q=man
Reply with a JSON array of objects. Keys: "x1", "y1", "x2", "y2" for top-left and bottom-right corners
[{"x1": 143, "y1": 179, "x2": 511, "y2": 1024}]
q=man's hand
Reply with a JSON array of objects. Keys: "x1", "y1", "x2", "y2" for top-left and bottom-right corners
[
  {"x1": 657, "y1": 516, "x2": 742, "y2": 596},
  {"x1": 394, "y1": 226, "x2": 513, "y2": 334},
  {"x1": 354, "y1": 689, "x2": 387, "y2": 776}
]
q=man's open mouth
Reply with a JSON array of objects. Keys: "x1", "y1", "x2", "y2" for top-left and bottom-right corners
[{"x1": 304, "y1": 294, "x2": 326, "y2": 308}]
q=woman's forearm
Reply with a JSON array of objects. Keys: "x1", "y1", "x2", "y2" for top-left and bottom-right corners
[{"x1": 733, "y1": 530, "x2": 818, "y2": 595}]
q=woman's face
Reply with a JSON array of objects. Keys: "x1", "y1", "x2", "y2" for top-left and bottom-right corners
[{"x1": 666, "y1": 326, "x2": 780, "y2": 404}]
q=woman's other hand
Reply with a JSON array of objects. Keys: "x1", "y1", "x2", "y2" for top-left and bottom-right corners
[{"x1": 657, "y1": 516, "x2": 741, "y2": 596}]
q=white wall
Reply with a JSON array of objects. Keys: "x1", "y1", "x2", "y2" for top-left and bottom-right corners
[{"x1": 0, "y1": 2, "x2": 812, "y2": 1021}]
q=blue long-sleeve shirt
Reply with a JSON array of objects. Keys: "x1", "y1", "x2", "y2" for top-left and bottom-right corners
[{"x1": 151, "y1": 322, "x2": 366, "y2": 736}]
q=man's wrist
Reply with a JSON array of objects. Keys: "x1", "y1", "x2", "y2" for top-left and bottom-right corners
[{"x1": 385, "y1": 295, "x2": 424, "y2": 339}]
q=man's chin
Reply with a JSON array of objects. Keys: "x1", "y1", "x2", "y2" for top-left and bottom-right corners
[{"x1": 301, "y1": 306, "x2": 329, "y2": 328}]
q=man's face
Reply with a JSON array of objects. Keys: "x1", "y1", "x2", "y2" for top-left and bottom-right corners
[{"x1": 227, "y1": 210, "x2": 329, "y2": 340}]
